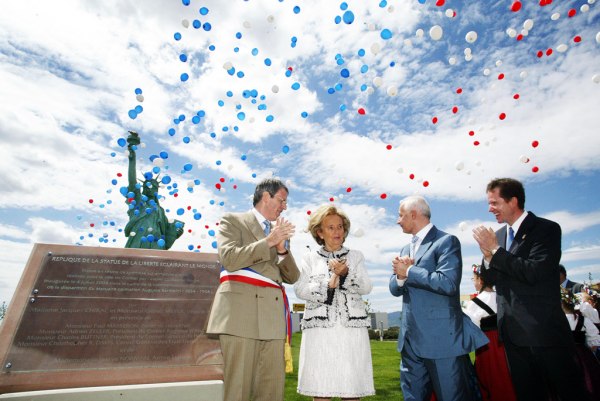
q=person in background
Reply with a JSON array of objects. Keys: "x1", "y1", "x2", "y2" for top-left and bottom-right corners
[
  {"x1": 578, "y1": 290, "x2": 600, "y2": 329},
  {"x1": 294, "y1": 204, "x2": 375, "y2": 401},
  {"x1": 473, "y1": 177, "x2": 589, "y2": 401},
  {"x1": 463, "y1": 264, "x2": 516, "y2": 401},
  {"x1": 560, "y1": 288, "x2": 600, "y2": 399},
  {"x1": 559, "y1": 264, "x2": 584, "y2": 294},
  {"x1": 390, "y1": 195, "x2": 488, "y2": 401},
  {"x1": 206, "y1": 178, "x2": 300, "y2": 401}
]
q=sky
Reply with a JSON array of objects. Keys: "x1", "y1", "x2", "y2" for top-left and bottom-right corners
[{"x1": 0, "y1": 0, "x2": 599, "y2": 313}]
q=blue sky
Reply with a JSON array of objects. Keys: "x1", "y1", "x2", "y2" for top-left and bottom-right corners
[{"x1": 1, "y1": 0, "x2": 599, "y2": 313}]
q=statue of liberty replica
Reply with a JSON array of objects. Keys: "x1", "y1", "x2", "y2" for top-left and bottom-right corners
[{"x1": 123, "y1": 131, "x2": 184, "y2": 249}]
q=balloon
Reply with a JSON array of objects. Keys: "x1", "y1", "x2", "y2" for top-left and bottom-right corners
[
  {"x1": 523, "y1": 19, "x2": 534, "y2": 30},
  {"x1": 243, "y1": 21, "x2": 251, "y2": 29},
  {"x1": 483, "y1": 68, "x2": 491, "y2": 76},
  {"x1": 387, "y1": 86, "x2": 398, "y2": 96},
  {"x1": 117, "y1": 138, "x2": 127, "y2": 147},
  {"x1": 282, "y1": 145, "x2": 290, "y2": 154},
  {"x1": 380, "y1": 29, "x2": 392, "y2": 40},
  {"x1": 136, "y1": 94, "x2": 144, "y2": 102},
  {"x1": 596, "y1": 32, "x2": 600, "y2": 44},
  {"x1": 520, "y1": 155, "x2": 530, "y2": 163},
  {"x1": 373, "y1": 76, "x2": 383, "y2": 87},
  {"x1": 459, "y1": 222, "x2": 468, "y2": 231},
  {"x1": 448, "y1": 57, "x2": 457, "y2": 65},
  {"x1": 370, "y1": 42, "x2": 381, "y2": 54},
  {"x1": 556, "y1": 44, "x2": 568, "y2": 52},
  {"x1": 593, "y1": 74, "x2": 600, "y2": 84},
  {"x1": 272, "y1": 85, "x2": 279, "y2": 93},
  {"x1": 551, "y1": 13, "x2": 560, "y2": 21},
  {"x1": 415, "y1": 28, "x2": 424, "y2": 38},
  {"x1": 429, "y1": 25, "x2": 443, "y2": 41},
  {"x1": 182, "y1": 19, "x2": 189, "y2": 28},
  {"x1": 343, "y1": 10, "x2": 355, "y2": 24},
  {"x1": 455, "y1": 161, "x2": 464, "y2": 171},
  {"x1": 510, "y1": 1, "x2": 522, "y2": 12},
  {"x1": 506, "y1": 28, "x2": 517, "y2": 38},
  {"x1": 465, "y1": 31, "x2": 477, "y2": 43}
]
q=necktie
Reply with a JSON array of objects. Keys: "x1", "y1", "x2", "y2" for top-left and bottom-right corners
[
  {"x1": 410, "y1": 236, "x2": 419, "y2": 258},
  {"x1": 263, "y1": 220, "x2": 271, "y2": 236},
  {"x1": 507, "y1": 226, "x2": 515, "y2": 250}
]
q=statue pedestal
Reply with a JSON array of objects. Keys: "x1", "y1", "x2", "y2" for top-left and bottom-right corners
[{"x1": 0, "y1": 381, "x2": 223, "y2": 401}]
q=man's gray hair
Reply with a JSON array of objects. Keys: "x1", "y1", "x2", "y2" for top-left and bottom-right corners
[{"x1": 400, "y1": 195, "x2": 431, "y2": 219}]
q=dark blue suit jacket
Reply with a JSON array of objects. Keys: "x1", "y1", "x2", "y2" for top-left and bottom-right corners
[
  {"x1": 389, "y1": 226, "x2": 488, "y2": 359},
  {"x1": 482, "y1": 212, "x2": 573, "y2": 347}
]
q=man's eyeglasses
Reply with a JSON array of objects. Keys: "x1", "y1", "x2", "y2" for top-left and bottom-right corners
[{"x1": 273, "y1": 195, "x2": 288, "y2": 206}]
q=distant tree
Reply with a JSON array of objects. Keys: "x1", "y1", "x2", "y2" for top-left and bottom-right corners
[
  {"x1": 0, "y1": 302, "x2": 7, "y2": 321},
  {"x1": 364, "y1": 298, "x2": 372, "y2": 314}
]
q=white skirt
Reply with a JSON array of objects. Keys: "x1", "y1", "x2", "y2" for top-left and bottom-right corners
[{"x1": 297, "y1": 322, "x2": 375, "y2": 398}]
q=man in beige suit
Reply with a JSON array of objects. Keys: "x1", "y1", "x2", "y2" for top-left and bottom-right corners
[{"x1": 207, "y1": 178, "x2": 300, "y2": 401}]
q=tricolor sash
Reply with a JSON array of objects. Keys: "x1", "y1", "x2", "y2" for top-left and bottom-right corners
[{"x1": 220, "y1": 267, "x2": 293, "y2": 372}]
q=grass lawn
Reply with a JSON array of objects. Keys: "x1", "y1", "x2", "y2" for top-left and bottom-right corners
[{"x1": 284, "y1": 332, "x2": 402, "y2": 400}]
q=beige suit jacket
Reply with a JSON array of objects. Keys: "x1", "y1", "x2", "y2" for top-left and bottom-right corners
[{"x1": 206, "y1": 211, "x2": 300, "y2": 340}]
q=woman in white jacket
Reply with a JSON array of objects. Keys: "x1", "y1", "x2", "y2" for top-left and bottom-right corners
[{"x1": 294, "y1": 204, "x2": 375, "y2": 401}]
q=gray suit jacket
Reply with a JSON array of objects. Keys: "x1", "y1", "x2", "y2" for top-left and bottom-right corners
[
  {"x1": 389, "y1": 226, "x2": 488, "y2": 359},
  {"x1": 206, "y1": 211, "x2": 300, "y2": 340}
]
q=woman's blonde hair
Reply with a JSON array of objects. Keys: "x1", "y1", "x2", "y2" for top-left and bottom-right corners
[{"x1": 307, "y1": 204, "x2": 351, "y2": 246}]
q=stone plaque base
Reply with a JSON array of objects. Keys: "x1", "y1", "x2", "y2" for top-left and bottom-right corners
[{"x1": 0, "y1": 244, "x2": 223, "y2": 395}]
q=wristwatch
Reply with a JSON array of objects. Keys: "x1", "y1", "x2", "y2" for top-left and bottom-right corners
[{"x1": 277, "y1": 249, "x2": 289, "y2": 256}]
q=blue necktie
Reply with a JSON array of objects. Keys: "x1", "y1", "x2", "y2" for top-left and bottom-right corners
[
  {"x1": 410, "y1": 236, "x2": 419, "y2": 258},
  {"x1": 263, "y1": 220, "x2": 271, "y2": 236},
  {"x1": 507, "y1": 226, "x2": 515, "y2": 250}
]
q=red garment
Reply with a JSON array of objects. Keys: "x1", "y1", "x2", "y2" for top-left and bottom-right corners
[{"x1": 475, "y1": 329, "x2": 517, "y2": 401}]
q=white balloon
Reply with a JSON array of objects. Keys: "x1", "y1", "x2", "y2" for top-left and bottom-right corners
[
  {"x1": 458, "y1": 222, "x2": 468, "y2": 231},
  {"x1": 445, "y1": 9, "x2": 454, "y2": 18},
  {"x1": 506, "y1": 28, "x2": 517, "y2": 38},
  {"x1": 187, "y1": 181, "x2": 195, "y2": 188},
  {"x1": 397, "y1": 168, "x2": 404, "y2": 174},
  {"x1": 416, "y1": 28, "x2": 424, "y2": 38},
  {"x1": 403, "y1": 39, "x2": 413, "y2": 46},
  {"x1": 366, "y1": 87, "x2": 375, "y2": 95},
  {"x1": 429, "y1": 25, "x2": 443, "y2": 41},
  {"x1": 371, "y1": 42, "x2": 381, "y2": 55},
  {"x1": 520, "y1": 155, "x2": 530, "y2": 163},
  {"x1": 589, "y1": 0, "x2": 596, "y2": 4},
  {"x1": 455, "y1": 161, "x2": 465, "y2": 171},
  {"x1": 465, "y1": 53, "x2": 473, "y2": 61},
  {"x1": 556, "y1": 44, "x2": 568, "y2": 53},
  {"x1": 551, "y1": 12, "x2": 560, "y2": 20},
  {"x1": 136, "y1": 94, "x2": 144, "y2": 102},
  {"x1": 596, "y1": 32, "x2": 600, "y2": 44},
  {"x1": 388, "y1": 5, "x2": 395, "y2": 12},
  {"x1": 464, "y1": 47, "x2": 472, "y2": 55},
  {"x1": 483, "y1": 68, "x2": 491, "y2": 76},
  {"x1": 153, "y1": 158, "x2": 164, "y2": 167},
  {"x1": 353, "y1": 228, "x2": 365, "y2": 238},
  {"x1": 272, "y1": 85, "x2": 279, "y2": 93},
  {"x1": 520, "y1": 70, "x2": 528, "y2": 79},
  {"x1": 182, "y1": 19, "x2": 190, "y2": 28},
  {"x1": 523, "y1": 19, "x2": 534, "y2": 30},
  {"x1": 243, "y1": 20, "x2": 251, "y2": 29},
  {"x1": 223, "y1": 61, "x2": 233, "y2": 70},
  {"x1": 373, "y1": 76, "x2": 383, "y2": 87},
  {"x1": 593, "y1": 74, "x2": 600, "y2": 84},
  {"x1": 581, "y1": 4, "x2": 590, "y2": 12},
  {"x1": 249, "y1": 117, "x2": 255, "y2": 123},
  {"x1": 448, "y1": 57, "x2": 457, "y2": 65},
  {"x1": 387, "y1": 86, "x2": 398, "y2": 96},
  {"x1": 520, "y1": 29, "x2": 529, "y2": 37},
  {"x1": 495, "y1": 60, "x2": 503, "y2": 67},
  {"x1": 465, "y1": 31, "x2": 478, "y2": 43},
  {"x1": 267, "y1": 15, "x2": 275, "y2": 23}
]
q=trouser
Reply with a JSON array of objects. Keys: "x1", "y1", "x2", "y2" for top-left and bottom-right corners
[{"x1": 219, "y1": 334, "x2": 285, "y2": 401}]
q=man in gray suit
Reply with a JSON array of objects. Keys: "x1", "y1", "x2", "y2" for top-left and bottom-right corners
[
  {"x1": 207, "y1": 178, "x2": 300, "y2": 401},
  {"x1": 389, "y1": 195, "x2": 488, "y2": 401}
]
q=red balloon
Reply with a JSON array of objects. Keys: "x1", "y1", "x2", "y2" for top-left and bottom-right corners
[
  {"x1": 469, "y1": 130, "x2": 475, "y2": 136},
  {"x1": 474, "y1": 141, "x2": 480, "y2": 146},
  {"x1": 174, "y1": 193, "x2": 179, "y2": 197},
  {"x1": 409, "y1": 174, "x2": 415, "y2": 180},
  {"x1": 456, "y1": 87, "x2": 463, "y2": 94},
  {"x1": 513, "y1": 93, "x2": 520, "y2": 100},
  {"x1": 452, "y1": 106, "x2": 458, "y2": 114},
  {"x1": 536, "y1": 50, "x2": 543, "y2": 58},
  {"x1": 88, "y1": 199, "x2": 94, "y2": 203},
  {"x1": 573, "y1": 35, "x2": 582, "y2": 43},
  {"x1": 215, "y1": 183, "x2": 221, "y2": 189},
  {"x1": 219, "y1": 177, "x2": 225, "y2": 182},
  {"x1": 532, "y1": 140, "x2": 539, "y2": 148},
  {"x1": 568, "y1": 9, "x2": 576, "y2": 17},
  {"x1": 499, "y1": 112, "x2": 507, "y2": 120},
  {"x1": 329, "y1": 197, "x2": 334, "y2": 202},
  {"x1": 510, "y1": 1, "x2": 522, "y2": 12},
  {"x1": 380, "y1": 193, "x2": 387, "y2": 199},
  {"x1": 436, "y1": 0, "x2": 445, "y2": 6},
  {"x1": 532, "y1": 166, "x2": 539, "y2": 173},
  {"x1": 546, "y1": 48, "x2": 553, "y2": 56},
  {"x1": 423, "y1": 181, "x2": 430, "y2": 187},
  {"x1": 117, "y1": 172, "x2": 122, "y2": 177},
  {"x1": 188, "y1": 229, "x2": 192, "y2": 233},
  {"x1": 307, "y1": 210, "x2": 312, "y2": 215},
  {"x1": 233, "y1": 184, "x2": 238, "y2": 189},
  {"x1": 432, "y1": 116, "x2": 438, "y2": 124},
  {"x1": 358, "y1": 108, "x2": 366, "y2": 115},
  {"x1": 386, "y1": 144, "x2": 392, "y2": 150},
  {"x1": 517, "y1": 34, "x2": 524, "y2": 41},
  {"x1": 187, "y1": 205, "x2": 192, "y2": 210},
  {"x1": 346, "y1": 187, "x2": 352, "y2": 192},
  {"x1": 498, "y1": 73, "x2": 505, "y2": 80},
  {"x1": 90, "y1": 223, "x2": 95, "y2": 227}
]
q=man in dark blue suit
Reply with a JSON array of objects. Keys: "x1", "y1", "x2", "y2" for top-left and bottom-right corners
[
  {"x1": 473, "y1": 178, "x2": 588, "y2": 401},
  {"x1": 390, "y1": 195, "x2": 488, "y2": 401}
]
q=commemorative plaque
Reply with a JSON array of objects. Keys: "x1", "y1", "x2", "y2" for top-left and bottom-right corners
[{"x1": 0, "y1": 243, "x2": 223, "y2": 394}]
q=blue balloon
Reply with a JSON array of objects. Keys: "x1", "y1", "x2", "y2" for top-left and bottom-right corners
[
  {"x1": 160, "y1": 151, "x2": 169, "y2": 159},
  {"x1": 208, "y1": 229, "x2": 215, "y2": 236},
  {"x1": 237, "y1": 112, "x2": 246, "y2": 121},
  {"x1": 174, "y1": 32, "x2": 182, "y2": 41},
  {"x1": 282, "y1": 145, "x2": 290, "y2": 154},
  {"x1": 152, "y1": 166, "x2": 161, "y2": 174},
  {"x1": 199, "y1": 6, "x2": 209, "y2": 15},
  {"x1": 177, "y1": 208, "x2": 185, "y2": 216},
  {"x1": 340, "y1": 2, "x2": 348, "y2": 10},
  {"x1": 358, "y1": 48, "x2": 365, "y2": 57},
  {"x1": 157, "y1": 238, "x2": 166, "y2": 247},
  {"x1": 203, "y1": 22, "x2": 211, "y2": 31},
  {"x1": 340, "y1": 68, "x2": 350, "y2": 78},
  {"x1": 380, "y1": 28, "x2": 392, "y2": 40},
  {"x1": 211, "y1": 241, "x2": 218, "y2": 249},
  {"x1": 241, "y1": 154, "x2": 247, "y2": 160},
  {"x1": 379, "y1": 0, "x2": 388, "y2": 7},
  {"x1": 181, "y1": 73, "x2": 189, "y2": 81},
  {"x1": 197, "y1": 110, "x2": 206, "y2": 117},
  {"x1": 134, "y1": 105, "x2": 143, "y2": 113},
  {"x1": 161, "y1": 176, "x2": 172, "y2": 184},
  {"x1": 135, "y1": 88, "x2": 142, "y2": 95},
  {"x1": 361, "y1": 64, "x2": 369, "y2": 73},
  {"x1": 147, "y1": 234, "x2": 155, "y2": 242},
  {"x1": 193, "y1": 19, "x2": 201, "y2": 29},
  {"x1": 301, "y1": 111, "x2": 308, "y2": 118},
  {"x1": 182, "y1": 0, "x2": 190, "y2": 5},
  {"x1": 168, "y1": 128, "x2": 176, "y2": 136},
  {"x1": 194, "y1": 213, "x2": 202, "y2": 220},
  {"x1": 183, "y1": 136, "x2": 190, "y2": 143},
  {"x1": 291, "y1": 82, "x2": 300, "y2": 90},
  {"x1": 334, "y1": 15, "x2": 341, "y2": 24},
  {"x1": 293, "y1": 6, "x2": 301, "y2": 13},
  {"x1": 128, "y1": 110, "x2": 137, "y2": 119},
  {"x1": 117, "y1": 138, "x2": 127, "y2": 147},
  {"x1": 179, "y1": 54, "x2": 188, "y2": 62},
  {"x1": 251, "y1": 48, "x2": 259, "y2": 56},
  {"x1": 264, "y1": 58, "x2": 272, "y2": 66},
  {"x1": 343, "y1": 10, "x2": 355, "y2": 24},
  {"x1": 192, "y1": 115, "x2": 200, "y2": 124},
  {"x1": 266, "y1": 115, "x2": 274, "y2": 122}
]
